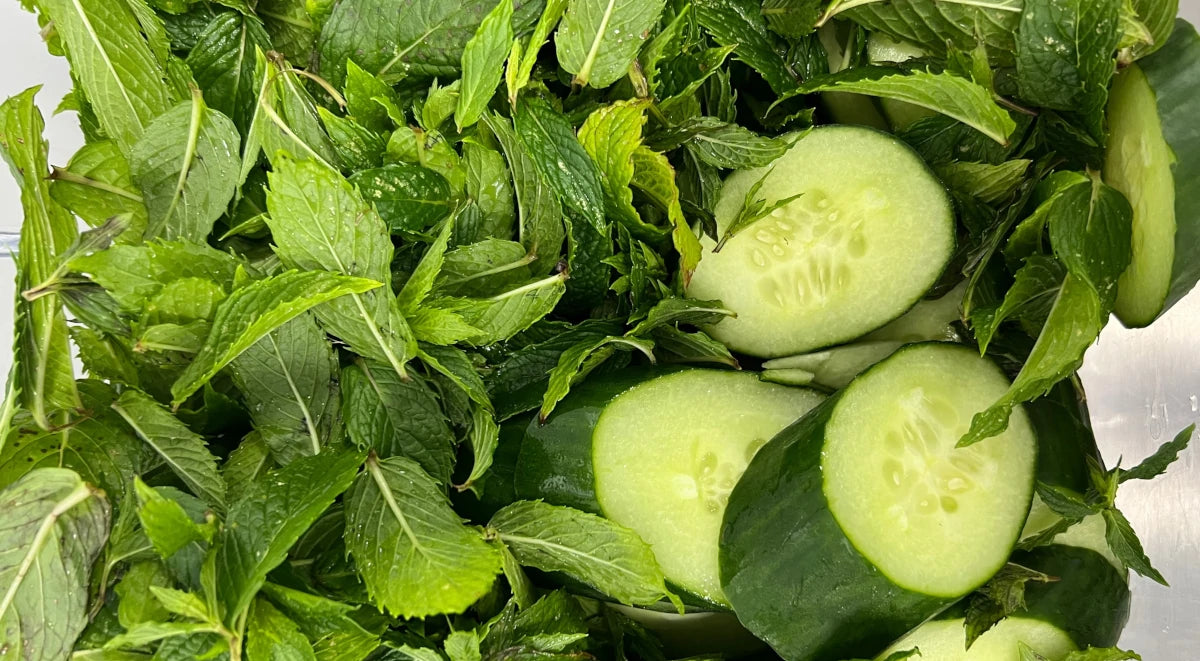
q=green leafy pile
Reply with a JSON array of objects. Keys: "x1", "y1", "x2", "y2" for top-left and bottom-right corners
[{"x1": 0, "y1": 0, "x2": 1193, "y2": 659}]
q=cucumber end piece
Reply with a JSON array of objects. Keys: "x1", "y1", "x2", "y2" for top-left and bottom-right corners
[{"x1": 1105, "y1": 64, "x2": 1176, "y2": 328}]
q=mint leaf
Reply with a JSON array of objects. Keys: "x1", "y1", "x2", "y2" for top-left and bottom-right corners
[
  {"x1": 112, "y1": 390, "x2": 226, "y2": 510},
  {"x1": 555, "y1": 0, "x2": 664, "y2": 87},
  {"x1": 149, "y1": 586, "x2": 212, "y2": 623},
  {"x1": 1120, "y1": 424, "x2": 1196, "y2": 482},
  {"x1": 229, "y1": 315, "x2": 342, "y2": 466},
  {"x1": 318, "y1": 107, "x2": 386, "y2": 172},
  {"x1": 508, "y1": 0, "x2": 568, "y2": 103},
  {"x1": 344, "y1": 59, "x2": 401, "y2": 134},
  {"x1": 345, "y1": 455, "x2": 503, "y2": 618},
  {"x1": 839, "y1": 0, "x2": 1021, "y2": 57},
  {"x1": 455, "y1": 404, "x2": 499, "y2": 491},
  {"x1": 782, "y1": 68, "x2": 1017, "y2": 144},
  {"x1": 172, "y1": 270, "x2": 381, "y2": 405},
  {"x1": 0, "y1": 89, "x2": 80, "y2": 429},
  {"x1": 0, "y1": 386, "x2": 150, "y2": 502},
  {"x1": 489, "y1": 501, "x2": 680, "y2": 609},
  {"x1": 265, "y1": 156, "x2": 416, "y2": 379},
  {"x1": 538, "y1": 334, "x2": 654, "y2": 421},
  {"x1": 434, "y1": 273, "x2": 569, "y2": 345},
  {"x1": 0, "y1": 469, "x2": 109, "y2": 661},
  {"x1": 35, "y1": 0, "x2": 175, "y2": 153},
  {"x1": 483, "y1": 112, "x2": 566, "y2": 275},
  {"x1": 1015, "y1": 0, "x2": 1121, "y2": 140},
  {"x1": 463, "y1": 142, "x2": 517, "y2": 243},
  {"x1": 342, "y1": 361, "x2": 456, "y2": 483},
  {"x1": 212, "y1": 450, "x2": 363, "y2": 626},
  {"x1": 246, "y1": 598, "x2": 317, "y2": 661},
  {"x1": 630, "y1": 146, "x2": 702, "y2": 282},
  {"x1": 515, "y1": 96, "x2": 607, "y2": 234},
  {"x1": 71, "y1": 240, "x2": 239, "y2": 311},
  {"x1": 131, "y1": 90, "x2": 240, "y2": 243},
  {"x1": 651, "y1": 326, "x2": 739, "y2": 367},
  {"x1": 221, "y1": 432, "x2": 272, "y2": 503},
  {"x1": 186, "y1": 12, "x2": 271, "y2": 132},
  {"x1": 1035, "y1": 481, "x2": 1100, "y2": 520},
  {"x1": 762, "y1": 0, "x2": 824, "y2": 37},
  {"x1": 399, "y1": 217, "x2": 457, "y2": 316},
  {"x1": 972, "y1": 256, "x2": 1066, "y2": 353},
  {"x1": 1047, "y1": 177, "x2": 1133, "y2": 309},
  {"x1": 260, "y1": 582, "x2": 380, "y2": 658},
  {"x1": 135, "y1": 478, "x2": 211, "y2": 559},
  {"x1": 49, "y1": 140, "x2": 148, "y2": 238},
  {"x1": 317, "y1": 0, "x2": 535, "y2": 86},
  {"x1": 937, "y1": 159, "x2": 1032, "y2": 204},
  {"x1": 687, "y1": 123, "x2": 790, "y2": 169},
  {"x1": 349, "y1": 164, "x2": 453, "y2": 235},
  {"x1": 627, "y1": 297, "x2": 734, "y2": 335},
  {"x1": 962, "y1": 177, "x2": 1132, "y2": 445},
  {"x1": 241, "y1": 49, "x2": 340, "y2": 179},
  {"x1": 962, "y1": 273, "x2": 1103, "y2": 446},
  {"x1": 694, "y1": 0, "x2": 795, "y2": 94},
  {"x1": 1103, "y1": 507, "x2": 1167, "y2": 585},
  {"x1": 115, "y1": 561, "x2": 172, "y2": 628},
  {"x1": 457, "y1": 0, "x2": 514, "y2": 131},
  {"x1": 963, "y1": 562, "x2": 1057, "y2": 648},
  {"x1": 578, "y1": 100, "x2": 651, "y2": 237}
]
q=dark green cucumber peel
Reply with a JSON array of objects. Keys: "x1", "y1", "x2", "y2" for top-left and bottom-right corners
[{"x1": 719, "y1": 394, "x2": 946, "y2": 660}]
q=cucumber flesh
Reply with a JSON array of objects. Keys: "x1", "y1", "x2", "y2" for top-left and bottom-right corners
[
  {"x1": 879, "y1": 617, "x2": 1077, "y2": 660},
  {"x1": 720, "y1": 344, "x2": 1037, "y2": 660},
  {"x1": 1106, "y1": 64, "x2": 1177, "y2": 326},
  {"x1": 686, "y1": 127, "x2": 955, "y2": 357},
  {"x1": 1104, "y1": 21, "x2": 1200, "y2": 326},
  {"x1": 593, "y1": 370, "x2": 823, "y2": 604},
  {"x1": 823, "y1": 345, "x2": 1038, "y2": 597}
]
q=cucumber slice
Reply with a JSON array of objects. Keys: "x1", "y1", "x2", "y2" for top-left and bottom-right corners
[
  {"x1": 1105, "y1": 20, "x2": 1200, "y2": 326},
  {"x1": 686, "y1": 126, "x2": 955, "y2": 358},
  {"x1": 879, "y1": 617, "x2": 1077, "y2": 660},
  {"x1": 516, "y1": 369, "x2": 823, "y2": 606},
  {"x1": 720, "y1": 343, "x2": 1037, "y2": 660}
]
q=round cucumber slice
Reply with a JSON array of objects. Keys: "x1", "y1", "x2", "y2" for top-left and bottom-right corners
[
  {"x1": 823, "y1": 345, "x2": 1038, "y2": 597},
  {"x1": 686, "y1": 126, "x2": 955, "y2": 358},
  {"x1": 592, "y1": 370, "x2": 823, "y2": 605},
  {"x1": 879, "y1": 617, "x2": 1077, "y2": 660}
]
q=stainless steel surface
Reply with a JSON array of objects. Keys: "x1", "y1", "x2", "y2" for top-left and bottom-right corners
[{"x1": 0, "y1": 1, "x2": 1198, "y2": 658}]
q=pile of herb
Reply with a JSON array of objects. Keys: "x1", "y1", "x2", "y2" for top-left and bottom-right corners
[{"x1": 0, "y1": 0, "x2": 1196, "y2": 659}]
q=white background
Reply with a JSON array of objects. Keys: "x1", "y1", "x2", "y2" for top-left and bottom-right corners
[{"x1": 0, "y1": 3, "x2": 1198, "y2": 657}]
